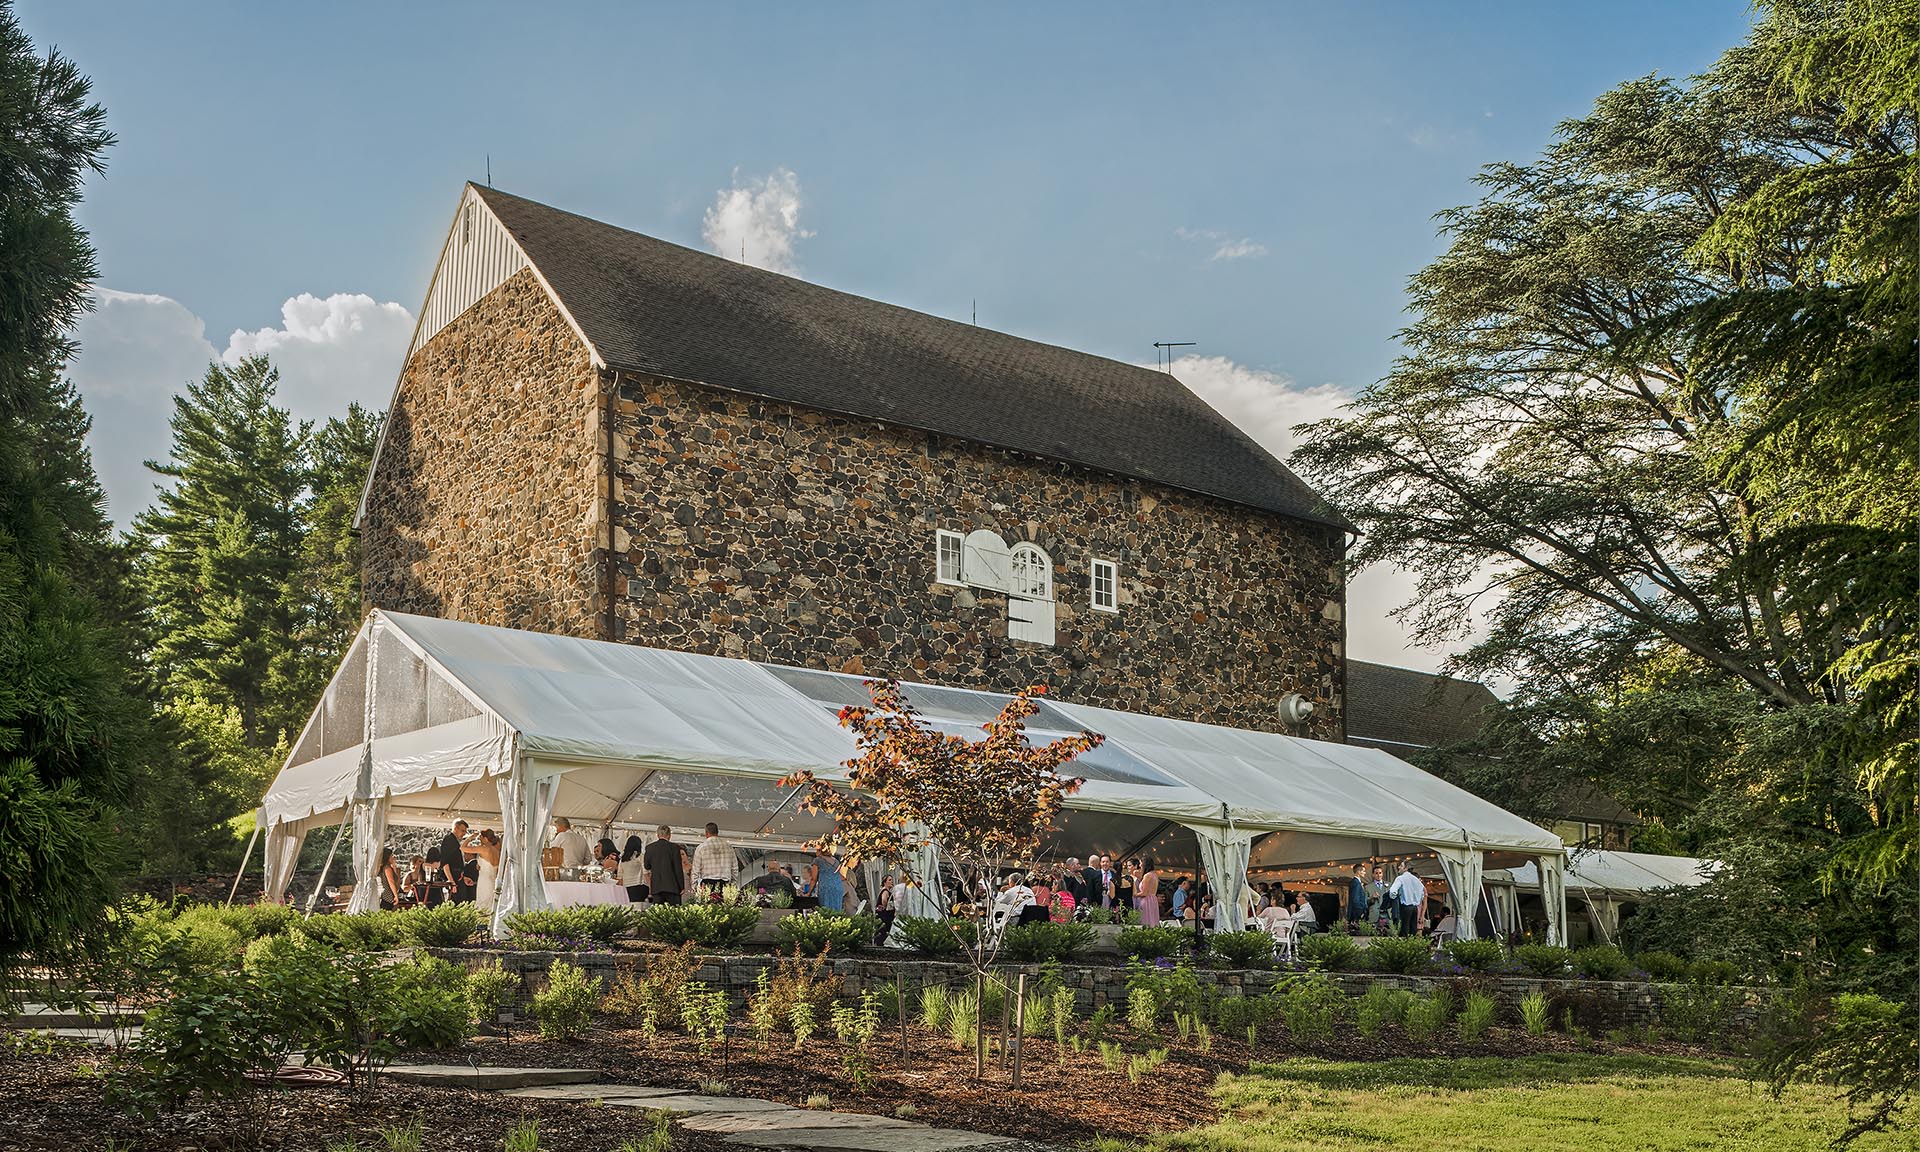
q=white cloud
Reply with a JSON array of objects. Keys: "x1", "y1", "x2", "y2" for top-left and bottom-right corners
[
  {"x1": 67, "y1": 288, "x2": 413, "y2": 525},
  {"x1": 702, "y1": 168, "x2": 814, "y2": 274},
  {"x1": 1175, "y1": 226, "x2": 1268, "y2": 263},
  {"x1": 1156, "y1": 353, "x2": 1446, "y2": 673},
  {"x1": 1158, "y1": 354, "x2": 1349, "y2": 460}
]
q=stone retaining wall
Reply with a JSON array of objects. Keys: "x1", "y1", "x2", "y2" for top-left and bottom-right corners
[{"x1": 431, "y1": 948, "x2": 1770, "y2": 1035}]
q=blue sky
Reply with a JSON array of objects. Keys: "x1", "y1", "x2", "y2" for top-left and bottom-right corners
[{"x1": 21, "y1": 0, "x2": 1753, "y2": 669}]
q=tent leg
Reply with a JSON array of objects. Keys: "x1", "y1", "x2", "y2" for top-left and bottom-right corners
[
  {"x1": 225, "y1": 820, "x2": 263, "y2": 908},
  {"x1": 304, "y1": 816, "x2": 352, "y2": 918}
]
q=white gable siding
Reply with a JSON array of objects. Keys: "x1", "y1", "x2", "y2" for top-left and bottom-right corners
[{"x1": 407, "y1": 186, "x2": 530, "y2": 361}]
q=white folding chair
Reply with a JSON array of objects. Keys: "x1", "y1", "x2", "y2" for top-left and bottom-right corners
[{"x1": 1268, "y1": 917, "x2": 1297, "y2": 963}]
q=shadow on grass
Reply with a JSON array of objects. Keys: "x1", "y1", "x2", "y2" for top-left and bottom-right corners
[{"x1": 1234, "y1": 1052, "x2": 1752, "y2": 1094}]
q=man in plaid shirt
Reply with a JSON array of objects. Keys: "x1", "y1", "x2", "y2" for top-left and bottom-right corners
[{"x1": 690, "y1": 822, "x2": 739, "y2": 899}]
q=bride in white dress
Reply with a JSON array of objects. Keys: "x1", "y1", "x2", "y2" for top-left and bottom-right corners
[{"x1": 472, "y1": 828, "x2": 501, "y2": 912}]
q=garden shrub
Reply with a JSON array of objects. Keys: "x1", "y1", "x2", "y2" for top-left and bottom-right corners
[
  {"x1": 1519, "y1": 990, "x2": 1550, "y2": 1035},
  {"x1": 466, "y1": 959, "x2": 520, "y2": 1027},
  {"x1": 772, "y1": 910, "x2": 876, "y2": 955},
  {"x1": 160, "y1": 909, "x2": 247, "y2": 976},
  {"x1": 1403, "y1": 988, "x2": 1451, "y2": 1041},
  {"x1": 603, "y1": 944, "x2": 700, "y2": 1022},
  {"x1": 1274, "y1": 972, "x2": 1345, "y2": 1042},
  {"x1": 1364, "y1": 934, "x2": 1432, "y2": 975},
  {"x1": 383, "y1": 957, "x2": 473, "y2": 1050},
  {"x1": 224, "y1": 902, "x2": 299, "y2": 940},
  {"x1": 750, "y1": 948, "x2": 844, "y2": 1028},
  {"x1": 634, "y1": 901, "x2": 757, "y2": 948},
  {"x1": 1443, "y1": 938, "x2": 1505, "y2": 972},
  {"x1": 400, "y1": 902, "x2": 486, "y2": 948},
  {"x1": 298, "y1": 910, "x2": 408, "y2": 952},
  {"x1": 1457, "y1": 990, "x2": 1496, "y2": 1041},
  {"x1": 1213, "y1": 990, "x2": 1277, "y2": 1033},
  {"x1": 531, "y1": 961, "x2": 601, "y2": 1040},
  {"x1": 1296, "y1": 931, "x2": 1360, "y2": 971},
  {"x1": 1354, "y1": 983, "x2": 1412, "y2": 1038},
  {"x1": 1001, "y1": 920, "x2": 1093, "y2": 963},
  {"x1": 504, "y1": 905, "x2": 637, "y2": 944},
  {"x1": 110, "y1": 972, "x2": 277, "y2": 1117},
  {"x1": 1656, "y1": 980, "x2": 1741, "y2": 1047},
  {"x1": 1572, "y1": 944, "x2": 1632, "y2": 981},
  {"x1": 1123, "y1": 960, "x2": 1210, "y2": 1020},
  {"x1": 1635, "y1": 950, "x2": 1691, "y2": 982},
  {"x1": 896, "y1": 916, "x2": 968, "y2": 955},
  {"x1": 1207, "y1": 929, "x2": 1276, "y2": 968},
  {"x1": 1116, "y1": 925, "x2": 1187, "y2": 961},
  {"x1": 1512, "y1": 942, "x2": 1571, "y2": 978},
  {"x1": 1688, "y1": 959, "x2": 1737, "y2": 986}
]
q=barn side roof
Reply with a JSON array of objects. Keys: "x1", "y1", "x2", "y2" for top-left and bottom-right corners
[{"x1": 471, "y1": 185, "x2": 1349, "y2": 530}]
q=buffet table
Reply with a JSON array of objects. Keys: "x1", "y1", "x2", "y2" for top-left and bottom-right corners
[{"x1": 544, "y1": 881, "x2": 631, "y2": 907}]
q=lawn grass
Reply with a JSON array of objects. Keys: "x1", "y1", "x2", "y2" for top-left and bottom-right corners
[{"x1": 1095, "y1": 1053, "x2": 1911, "y2": 1152}]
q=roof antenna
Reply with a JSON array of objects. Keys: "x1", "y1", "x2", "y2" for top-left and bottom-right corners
[
  {"x1": 972, "y1": 299, "x2": 977, "y2": 326},
  {"x1": 486, "y1": 154, "x2": 491, "y2": 187},
  {"x1": 1153, "y1": 341, "x2": 1196, "y2": 372}
]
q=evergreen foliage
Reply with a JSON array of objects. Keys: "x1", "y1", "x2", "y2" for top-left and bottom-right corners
[{"x1": 0, "y1": 0, "x2": 151, "y2": 970}]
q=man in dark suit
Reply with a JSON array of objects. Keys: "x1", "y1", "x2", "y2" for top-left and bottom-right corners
[
  {"x1": 439, "y1": 819, "x2": 476, "y2": 904},
  {"x1": 1083, "y1": 857, "x2": 1108, "y2": 909}
]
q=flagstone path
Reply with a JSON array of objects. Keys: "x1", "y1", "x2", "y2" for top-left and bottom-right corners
[{"x1": 386, "y1": 1064, "x2": 1032, "y2": 1152}]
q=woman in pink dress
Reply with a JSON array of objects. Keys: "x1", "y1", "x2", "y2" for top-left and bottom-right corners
[{"x1": 1137, "y1": 859, "x2": 1161, "y2": 926}]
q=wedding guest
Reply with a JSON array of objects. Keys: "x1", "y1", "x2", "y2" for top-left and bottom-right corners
[
  {"x1": 550, "y1": 817, "x2": 590, "y2": 868},
  {"x1": 1114, "y1": 860, "x2": 1135, "y2": 918},
  {"x1": 815, "y1": 849, "x2": 845, "y2": 914},
  {"x1": 403, "y1": 854, "x2": 431, "y2": 906},
  {"x1": 471, "y1": 829, "x2": 501, "y2": 912},
  {"x1": 618, "y1": 835, "x2": 649, "y2": 903},
  {"x1": 1082, "y1": 856, "x2": 1107, "y2": 910},
  {"x1": 379, "y1": 847, "x2": 403, "y2": 911},
  {"x1": 690, "y1": 823, "x2": 740, "y2": 899},
  {"x1": 643, "y1": 825, "x2": 686, "y2": 905},
  {"x1": 1137, "y1": 859, "x2": 1161, "y2": 927}
]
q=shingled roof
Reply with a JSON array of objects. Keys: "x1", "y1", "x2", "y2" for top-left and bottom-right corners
[
  {"x1": 1345, "y1": 660, "x2": 1501, "y2": 751},
  {"x1": 472, "y1": 185, "x2": 1348, "y2": 530}
]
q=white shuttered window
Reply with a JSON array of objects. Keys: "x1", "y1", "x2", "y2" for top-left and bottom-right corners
[
  {"x1": 1089, "y1": 558, "x2": 1118, "y2": 612},
  {"x1": 935, "y1": 530, "x2": 964, "y2": 585}
]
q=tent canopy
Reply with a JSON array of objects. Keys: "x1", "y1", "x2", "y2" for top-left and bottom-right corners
[
  {"x1": 263, "y1": 611, "x2": 1566, "y2": 859},
  {"x1": 1500, "y1": 849, "x2": 1715, "y2": 896}
]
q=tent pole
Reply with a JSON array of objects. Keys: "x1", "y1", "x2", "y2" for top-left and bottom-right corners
[
  {"x1": 304, "y1": 814, "x2": 352, "y2": 918},
  {"x1": 225, "y1": 817, "x2": 264, "y2": 908},
  {"x1": 1118, "y1": 820, "x2": 1174, "y2": 862},
  {"x1": 756, "y1": 785, "x2": 805, "y2": 833}
]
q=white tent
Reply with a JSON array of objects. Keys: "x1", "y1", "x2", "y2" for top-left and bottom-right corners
[
  {"x1": 1492, "y1": 849, "x2": 1714, "y2": 946},
  {"x1": 259, "y1": 611, "x2": 1569, "y2": 939}
]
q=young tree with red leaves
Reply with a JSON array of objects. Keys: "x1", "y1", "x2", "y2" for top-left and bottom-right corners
[{"x1": 778, "y1": 679, "x2": 1101, "y2": 976}]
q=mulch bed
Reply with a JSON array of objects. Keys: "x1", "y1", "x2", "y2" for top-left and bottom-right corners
[
  {"x1": 0, "y1": 1047, "x2": 730, "y2": 1152},
  {"x1": 435, "y1": 1018, "x2": 1652, "y2": 1145}
]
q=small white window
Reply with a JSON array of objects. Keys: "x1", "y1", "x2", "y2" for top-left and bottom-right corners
[
  {"x1": 1009, "y1": 543, "x2": 1053, "y2": 601},
  {"x1": 1089, "y1": 558, "x2": 1118, "y2": 612},
  {"x1": 935, "y1": 530, "x2": 964, "y2": 585}
]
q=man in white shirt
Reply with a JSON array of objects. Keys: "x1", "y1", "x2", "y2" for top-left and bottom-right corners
[
  {"x1": 550, "y1": 817, "x2": 590, "y2": 868},
  {"x1": 1387, "y1": 862, "x2": 1427, "y2": 937},
  {"x1": 688, "y1": 822, "x2": 739, "y2": 899}
]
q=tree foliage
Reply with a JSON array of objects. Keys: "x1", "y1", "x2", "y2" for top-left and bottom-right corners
[
  {"x1": 1296, "y1": 0, "x2": 1913, "y2": 1135},
  {"x1": 778, "y1": 680, "x2": 1099, "y2": 972},
  {"x1": 0, "y1": 0, "x2": 145, "y2": 967}
]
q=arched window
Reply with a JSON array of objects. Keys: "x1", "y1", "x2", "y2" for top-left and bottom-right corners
[{"x1": 1008, "y1": 543, "x2": 1053, "y2": 601}]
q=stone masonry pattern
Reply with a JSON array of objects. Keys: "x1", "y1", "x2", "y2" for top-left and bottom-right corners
[
  {"x1": 362, "y1": 269, "x2": 602, "y2": 637},
  {"x1": 360, "y1": 273, "x2": 1346, "y2": 735},
  {"x1": 605, "y1": 373, "x2": 1345, "y2": 736}
]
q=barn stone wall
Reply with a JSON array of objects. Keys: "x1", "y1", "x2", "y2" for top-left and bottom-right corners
[
  {"x1": 359, "y1": 274, "x2": 1347, "y2": 736},
  {"x1": 360, "y1": 268, "x2": 602, "y2": 636},
  {"x1": 605, "y1": 372, "x2": 1346, "y2": 736}
]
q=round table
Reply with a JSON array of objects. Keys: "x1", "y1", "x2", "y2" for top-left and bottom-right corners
[{"x1": 544, "y1": 881, "x2": 631, "y2": 907}]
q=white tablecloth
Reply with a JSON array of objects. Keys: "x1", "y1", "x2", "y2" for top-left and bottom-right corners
[{"x1": 544, "y1": 881, "x2": 631, "y2": 907}]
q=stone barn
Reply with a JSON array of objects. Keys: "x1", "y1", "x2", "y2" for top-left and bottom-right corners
[{"x1": 357, "y1": 183, "x2": 1351, "y2": 737}]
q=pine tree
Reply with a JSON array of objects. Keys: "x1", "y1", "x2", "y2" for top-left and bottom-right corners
[
  {"x1": 279, "y1": 403, "x2": 381, "y2": 718},
  {"x1": 132, "y1": 356, "x2": 309, "y2": 750},
  {"x1": 0, "y1": 0, "x2": 142, "y2": 966}
]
